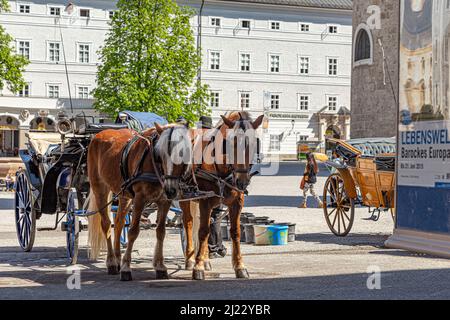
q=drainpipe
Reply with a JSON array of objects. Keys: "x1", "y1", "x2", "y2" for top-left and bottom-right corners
[{"x1": 197, "y1": 0, "x2": 205, "y2": 84}]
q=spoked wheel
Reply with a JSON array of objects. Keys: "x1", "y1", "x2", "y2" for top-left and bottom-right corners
[
  {"x1": 15, "y1": 172, "x2": 36, "y2": 252},
  {"x1": 323, "y1": 173, "x2": 355, "y2": 237},
  {"x1": 66, "y1": 188, "x2": 80, "y2": 265}
]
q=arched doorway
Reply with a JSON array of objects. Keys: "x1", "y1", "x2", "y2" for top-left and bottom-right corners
[
  {"x1": 29, "y1": 117, "x2": 56, "y2": 132},
  {"x1": 0, "y1": 115, "x2": 20, "y2": 157}
]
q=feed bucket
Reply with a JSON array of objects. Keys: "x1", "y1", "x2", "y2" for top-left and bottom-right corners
[
  {"x1": 274, "y1": 223, "x2": 296, "y2": 242},
  {"x1": 267, "y1": 225, "x2": 289, "y2": 245},
  {"x1": 244, "y1": 224, "x2": 255, "y2": 244},
  {"x1": 254, "y1": 225, "x2": 270, "y2": 245}
]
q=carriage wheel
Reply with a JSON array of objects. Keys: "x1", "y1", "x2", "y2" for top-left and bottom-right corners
[
  {"x1": 66, "y1": 189, "x2": 80, "y2": 265},
  {"x1": 15, "y1": 172, "x2": 36, "y2": 252},
  {"x1": 323, "y1": 173, "x2": 355, "y2": 237}
]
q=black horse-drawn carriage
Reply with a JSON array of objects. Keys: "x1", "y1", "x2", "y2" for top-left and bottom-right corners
[
  {"x1": 15, "y1": 112, "x2": 174, "y2": 264},
  {"x1": 15, "y1": 114, "x2": 131, "y2": 264}
]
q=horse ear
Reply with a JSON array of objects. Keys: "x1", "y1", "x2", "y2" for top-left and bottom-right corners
[
  {"x1": 154, "y1": 122, "x2": 164, "y2": 135},
  {"x1": 221, "y1": 115, "x2": 235, "y2": 128},
  {"x1": 252, "y1": 115, "x2": 264, "y2": 130}
]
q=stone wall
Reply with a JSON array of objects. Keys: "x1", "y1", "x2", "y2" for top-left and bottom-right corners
[{"x1": 351, "y1": 0, "x2": 400, "y2": 139}]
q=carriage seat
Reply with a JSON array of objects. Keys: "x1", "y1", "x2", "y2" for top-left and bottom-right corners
[
  {"x1": 76, "y1": 123, "x2": 128, "y2": 135},
  {"x1": 348, "y1": 139, "x2": 396, "y2": 157},
  {"x1": 26, "y1": 132, "x2": 64, "y2": 156}
]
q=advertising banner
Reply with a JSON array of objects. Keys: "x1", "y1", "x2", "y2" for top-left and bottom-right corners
[{"x1": 394, "y1": 0, "x2": 450, "y2": 236}]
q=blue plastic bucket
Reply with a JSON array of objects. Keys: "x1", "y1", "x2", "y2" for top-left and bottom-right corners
[{"x1": 267, "y1": 225, "x2": 289, "y2": 245}]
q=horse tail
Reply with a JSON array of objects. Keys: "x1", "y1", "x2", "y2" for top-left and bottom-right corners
[
  {"x1": 87, "y1": 191, "x2": 110, "y2": 260},
  {"x1": 190, "y1": 201, "x2": 200, "y2": 255}
]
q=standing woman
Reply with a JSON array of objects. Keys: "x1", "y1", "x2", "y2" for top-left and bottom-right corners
[{"x1": 299, "y1": 153, "x2": 323, "y2": 209}]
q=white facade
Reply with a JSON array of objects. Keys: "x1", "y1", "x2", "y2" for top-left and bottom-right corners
[
  {"x1": 182, "y1": 0, "x2": 353, "y2": 157},
  {"x1": 0, "y1": 0, "x2": 352, "y2": 157}
]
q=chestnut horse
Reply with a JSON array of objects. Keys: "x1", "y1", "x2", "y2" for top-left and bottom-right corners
[
  {"x1": 87, "y1": 123, "x2": 192, "y2": 281},
  {"x1": 180, "y1": 111, "x2": 264, "y2": 280}
]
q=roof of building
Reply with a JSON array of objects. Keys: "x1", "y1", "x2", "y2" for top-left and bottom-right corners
[{"x1": 214, "y1": 0, "x2": 353, "y2": 10}]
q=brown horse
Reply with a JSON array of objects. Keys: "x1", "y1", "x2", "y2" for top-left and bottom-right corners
[
  {"x1": 87, "y1": 123, "x2": 192, "y2": 281},
  {"x1": 180, "y1": 111, "x2": 264, "y2": 280}
]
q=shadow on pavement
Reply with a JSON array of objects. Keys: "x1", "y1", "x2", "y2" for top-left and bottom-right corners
[
  {"x1": 1, "y1": 265, "x2": 450, "y2": 299},
  {"x1": 0, "y1": 197, "x2": 14, "y2": 210},
  {"x1": 257, "y1": 162, "x2": 330, "y2": 178},
  {"x1": 245, "y1": 195, "x2": 325, "y2": 208},
  {"x1": 295, "y1": 232, "x2": 390, "y2": 248}
]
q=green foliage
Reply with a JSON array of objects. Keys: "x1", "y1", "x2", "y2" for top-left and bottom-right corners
[
  {"x1": 93, "y1": 0, "x2": 210, "y2": 123},
  {"x1": 0, "y1": 0, "x2": 29, "y2": 93}
]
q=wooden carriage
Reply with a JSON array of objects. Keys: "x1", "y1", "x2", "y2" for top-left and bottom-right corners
[{"x1": 321, "y1": 138, "x2": 396, "y2": 236}]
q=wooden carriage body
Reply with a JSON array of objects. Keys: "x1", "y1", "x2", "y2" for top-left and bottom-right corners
[{"x1": 322, "y1": 138, "x2": 396, "y2": 236}]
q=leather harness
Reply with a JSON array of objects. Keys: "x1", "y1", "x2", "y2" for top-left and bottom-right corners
[{"x1": 119, "y1": 132, "x2": 162, "y2": 196}]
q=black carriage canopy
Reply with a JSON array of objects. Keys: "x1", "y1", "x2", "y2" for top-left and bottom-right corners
[{"x1": 115, "y1": 111, "x2": 168, "y2": 132}]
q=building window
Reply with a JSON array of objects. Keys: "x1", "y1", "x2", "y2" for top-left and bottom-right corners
[
  {"x1": 48, "y1": 42, "x2": 60, "y2": 62},
  {"x1": 241, "y1": 20, "x2": 250, "y2": 29},
  {"x1": 18, "y1": 84, "x2": 30, "y2": 97},
  {"x1": 210, "y1": 91, "x2": 220, "y2": 108},
  {"x1": 298, "y1": 95, "x2": 309, "y2": 111},
  {"x1": 270, "y1": 94, "x2": 280, "y2": 110},
  {"x1": 271, "y1": 21, "x2": 280, "y2": 30},
  {"x1": 211, "y1": 18, "x2": 221, "y2": 27},
  {"x1": 328, "y1": 96, "x2": 337, "y2": 111},
  {"x1": 78, "y1": 86, "x2": 89, "y2": 99},
  {"x1": 354, "y1": 25, "x2": 373, "y2": 65},
  {"x1": 48, "y1": 85, "x2": 60, "y2": 98},
  {"x1": 269, "y1": 135, "x2": 280, "y2": 152},
  {"x1": 18, "y1": 41, "x2": 30, "y2": 59},
  {"x1": 210, "y1": 51, "x2": 220, "y2": 70},
  {"x1": 19, "y1": 5, "x2": 30, "y2": 13},
  {"x1": 109, "y1": 11, "x2": 115, "y2": 19},
  {"x1": 270, "y1": 55, "x2": 280, "y2": 73},
  {"x1": 328, "y1": 58, "x2": 338, "y2": 76},
  {"x1": 240, "y1": 92, "x2": 250, "y2": 109},
  {"x1": 79, "y1": 44, "x2": 90, "y2": 63},
  {"x1": 328, "y1": 25, "x2": 338, "y2": 34},
  {"x1": 299, "y1": 57, "x2": 309, "y2": 75},
  {"x1": 300, "y1": 24, "x2": 310, "y2": 32},
  {"x1": 49, "y1": 7, "x2": 61, "y2": 16},
  {"x1": 298, "y1": 135, "x2": 308, "y2": 142},
  {"x1": 240, "y1": 53, "x2": 251, "y2": 72},
  {"x1": 80, "y1": 9, "x2": 90, "y2": 18}
]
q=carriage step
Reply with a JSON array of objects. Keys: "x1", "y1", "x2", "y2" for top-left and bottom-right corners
[{"x1": 37, "y1": 227, "x2": 57, "y2": 231}]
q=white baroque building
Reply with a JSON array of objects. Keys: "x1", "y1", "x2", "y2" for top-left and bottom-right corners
[{"x1": 0, "y1": 0, "x2": 352, "y2": 159}]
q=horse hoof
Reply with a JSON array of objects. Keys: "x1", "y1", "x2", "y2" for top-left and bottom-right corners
[
  {"x1": 185, "y1": 260, "x2": 195, "y2": 271},
  {"x1": 204, "y1": 261, "x2": 212, "y2": 271},
  {"x1": 235, "y1": 269, "x2": 250, "y2": 279},
  {"x1": 107, "y1": 265, "x2": 120, "y2": 275},
  {"x1": 192, "y1": 269, "x2": 205, "y2": 281},
  {"x1": 120, "y1": 271, "x2": 133, "y2": 281},
  {"x1": 156, "y1": 270, "x2": 169, "y2": 280}
]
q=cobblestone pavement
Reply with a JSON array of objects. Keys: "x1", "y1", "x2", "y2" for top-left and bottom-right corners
[{"x1": 1, "y1": 162, "x2": 450, "y2": 300}]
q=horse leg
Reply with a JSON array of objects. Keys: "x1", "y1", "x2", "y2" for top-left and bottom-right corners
[
  {"x1": 120, "y1": 195, "x2": 145, "y2": 281},
  {"x1": 192, "y1": 200, "x2": 212, "y2": 280},
  {"x1": 229, "y1": 199, "x2": 249, "y2": 279},
  {"x1": 153, "y1": 200, "x2": 171, "y2": 279},
  {"x1": 94, "y1": 189, "x2": 117, "y2": 275},
  {"x1": 180, "y1": 201, "x2": 195, "y2": 270},
  {"x1": 113, "y1": 196, "x2": 132, "y2": 273}
]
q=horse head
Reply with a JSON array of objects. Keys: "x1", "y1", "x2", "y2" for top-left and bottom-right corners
[
  {"x1": 154, "y1": 123, "x2": 192, "y2": 200},
  {"x1": 220, "y1": 112, "x2": 264, "y2": 191}
]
